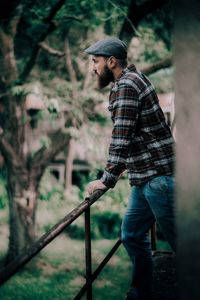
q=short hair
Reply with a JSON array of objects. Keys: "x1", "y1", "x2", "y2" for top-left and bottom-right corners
[
  {"x1": 117, "y1": 58, "x2": 128, "y2": 68},
  {"x1": 103, "y1": 56, "x2": 128, "y2": 68}
]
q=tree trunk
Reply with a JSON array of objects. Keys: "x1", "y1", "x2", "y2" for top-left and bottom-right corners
[
  {"x1": 64, "y1": 36, "x2": 77, "y2": 85},
  {"x1": 0, "y1": 1, "x2": 72, "y2": 265},
  {"x1": 64, "y1": 138, "x2": 75, "y2": 192},
  {"x1": 6, "y1": 168, "x2": 38, "y2": 263}
]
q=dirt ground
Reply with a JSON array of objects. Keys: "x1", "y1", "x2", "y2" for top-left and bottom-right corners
[{"x1": 153, "y1": 252, "x2": 177, "y2": 300}]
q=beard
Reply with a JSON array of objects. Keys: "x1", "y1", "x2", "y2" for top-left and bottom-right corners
[{"x1": 97, "y1": 65, "x2": 114, "y2": 89}]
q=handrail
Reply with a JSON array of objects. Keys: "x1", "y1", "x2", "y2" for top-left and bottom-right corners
[{"x1": 0, "y1": 188, "x2": 108, "y2": 286}]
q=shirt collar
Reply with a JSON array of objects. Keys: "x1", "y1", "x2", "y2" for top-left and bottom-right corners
[
  {"x1": 115, "y1": 64, "x2": 137, "y2": 82},
  {"x1": 110, "y1": 64, "x2": 137, "y2": 92}
]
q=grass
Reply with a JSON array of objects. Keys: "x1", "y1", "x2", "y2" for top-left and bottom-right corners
[
  {"x1": 0, "y1": 235, "x2": 132, "y2": 300},
  {"x1": 0, "y1": 234, "x2": 171, "y2": 300}
]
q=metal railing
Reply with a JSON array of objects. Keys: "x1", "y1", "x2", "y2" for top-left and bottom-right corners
[{"x1": 0, "y1": 188, "x2": 157, "y2": 299}]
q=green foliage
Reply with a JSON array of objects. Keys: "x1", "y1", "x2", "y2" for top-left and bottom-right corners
[
  {"x1": 39, "y1": 171, "x2": 64, "y2": 202},
  {"x1": 16, "y1": 0, "x2": 126, "y2": 64},
  {"x1": 14, "y1": 0, "x2": 172, "y2": 90},
  {"x1": 130, "y1": 27, "x2": 170, "y2": 67},
  {"x1": 39, "y1": 187, "x2": 60, "y2": 202},
  {"x1": 0, "y1": 173, "x2": 8, "y2": 209},
  {"x1": 92, "y1": 211, "x2": 121, "y2": 239},
  {"x1": 65, "y1": 224, "x2": 86, "y2": 239},
  {"x1": 142, "y1": 1, "x2": 173, "y2": 50},
  {"x1": 65, "y1": 211, "x2": 121, "y2": 240},
  {"x1": 128, "y1": 21, "x2": 173, "y2": 92},
  {"x1": 47, "y1": 98, "x2": 60, "y2": 115},
  {"x1": 103, "y1": 0, "x2": 130, "y2": 36},
  {"x1": 88, "y1": 112, "x2": 108, "y2": 125},
  {"x1": 39, "y1": 136, "x2": 52, "y2": 150},
  {"x1": 149, "y1": 68, "x2": 174, "y2": 93},
  {"x1": 10, "y1": 85, "x2": 27, "y2": 97}
]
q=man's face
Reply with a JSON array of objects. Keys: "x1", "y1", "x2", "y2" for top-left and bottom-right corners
[{"x1": 92, "y1": 56, "x2": 114, "y2": 89}]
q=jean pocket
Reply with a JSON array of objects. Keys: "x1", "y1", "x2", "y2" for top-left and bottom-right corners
[{"x1": 149, "y1": 176, "x2": 169, "y2": 193}]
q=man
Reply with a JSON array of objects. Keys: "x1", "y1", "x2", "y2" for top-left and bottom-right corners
[{"x1": 85, "y1": 37, "x2": 176, "y2": 300}]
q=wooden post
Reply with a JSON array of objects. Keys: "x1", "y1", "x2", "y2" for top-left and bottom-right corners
[{"x1": 175, "y1": 1, "x2": 200, "y2": 299}]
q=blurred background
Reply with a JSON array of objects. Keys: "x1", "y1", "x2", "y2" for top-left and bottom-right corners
[{"x1": 0, "y1": 0, "x2": 174, "y2": 299}]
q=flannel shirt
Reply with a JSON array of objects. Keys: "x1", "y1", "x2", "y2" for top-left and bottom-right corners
[{"x1": 101, "y1": 64, "x2": 175, "y2": 188}]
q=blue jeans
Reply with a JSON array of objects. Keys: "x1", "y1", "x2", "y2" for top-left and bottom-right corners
[{"x1": 121, "y1": 175, "x2": 176, "y2": 297}]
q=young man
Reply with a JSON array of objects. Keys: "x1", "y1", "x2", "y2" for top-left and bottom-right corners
[{"x1": 85, "y1": 37, "x2": 176, "y2": 300}]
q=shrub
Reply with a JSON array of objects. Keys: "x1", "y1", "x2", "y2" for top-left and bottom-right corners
[
  {"x1": 65, "y1": 224, "x2": 86, "y2": 239},
  {"x1": 92, "y1": 211, "x2": 121, "y2": 239},
  {"x1": 64, "y1": 211, "x2": 122, "y2": 240}
]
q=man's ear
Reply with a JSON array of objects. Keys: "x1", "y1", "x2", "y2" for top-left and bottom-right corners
[{"x1": 107, "y1": 56, "x2": 117, "y2": 69}]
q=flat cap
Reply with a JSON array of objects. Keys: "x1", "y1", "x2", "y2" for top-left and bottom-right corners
[{"x1": 85, "y1": 37, "x2": 127, "y2": 59}]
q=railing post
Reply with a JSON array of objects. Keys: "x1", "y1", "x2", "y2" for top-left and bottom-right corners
[{"x1": 85, "y1": 207, "x2": 92, "y2": 300}]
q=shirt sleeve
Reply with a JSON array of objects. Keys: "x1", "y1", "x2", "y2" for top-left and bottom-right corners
[{"x1": 101, "y1": 82, "x2": 140, "y2": 188}]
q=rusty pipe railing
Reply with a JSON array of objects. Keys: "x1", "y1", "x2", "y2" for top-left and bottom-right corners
[
  {"x1": 85, "y1": 207, "x2": 92, "y2": 300},
  {"x1": 74, "y1": 237, "x2": 122, "y2": 300},
  {"x1": 0, "y1": 188, "x2": 108, "y2": 286}
]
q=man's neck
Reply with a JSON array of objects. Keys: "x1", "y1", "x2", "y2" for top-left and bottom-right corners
[{"x1": 112, "y1": 67, "x2": 124, "y2": 81}]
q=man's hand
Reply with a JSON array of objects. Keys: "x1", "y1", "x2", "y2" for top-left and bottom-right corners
[{"x1": 85, "y1": 180, "x2": 107, "y2": 198}]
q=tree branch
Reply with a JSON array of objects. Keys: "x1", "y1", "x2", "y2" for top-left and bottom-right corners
[
  {"x1": 64, "y1": 36, "x2": 77, "y2": 84},
  {"x1": 8, "y1": 4, "x2": 23, "y2": 36},
  {"x1": 119, "y1": 0, "x2": 168, "y2": 44},
  {"x1": 30, "y1": 129, "x2": 70, "y2": 177},
  {"x1": 60, "y1": 15, "x2": 83, "y2": 22},
  {"x1": 20, "y1": 0, "x2": 67, "y2": 81},
  {"x1": 83, "y1": 58, "x2": 93, "y2": 91},
  {"x1": 0, "y1": 0, "x2": 22, "y2": 29},
  {"x1": 141, "y1": 56, "x2": 173, "y2": 75},
  {"x1": 0, "y1": 3, "x2": 23, "y2": 85},
  {"x1": 20, "y1": 21, "x2": 57, "y2": 81},
  {"x1": 43, "y1": 0, "x2": 67, "y2": 23},
  {"x1": 0, "y1": 135, "x2": 22, "y2": 167},
  {"x1": 38, "y1": 42, "x2": 65, "y2": 58}
]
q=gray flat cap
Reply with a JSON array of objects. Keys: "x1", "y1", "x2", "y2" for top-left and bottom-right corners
[{"x1": 85, "y1": 37, "x2": 127, "y2": 59}]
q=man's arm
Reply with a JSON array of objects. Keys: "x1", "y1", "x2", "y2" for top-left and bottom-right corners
[
  {"x1": 101, "y1": 82, "x2": 140, "y2": 188},
  {"x1": 85, "y1": 82, "x2": 140, "y2": 197}
]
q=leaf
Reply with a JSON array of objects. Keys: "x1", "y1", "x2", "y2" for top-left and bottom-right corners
[
  {"x1": 39, "y1": 136, "x2": 52, "y2": 149},
  {"x1": 10, "y1": 85, "x2": 26, "y2": 96}
]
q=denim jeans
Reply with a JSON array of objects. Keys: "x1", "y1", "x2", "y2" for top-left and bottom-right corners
[{"x1": 121, "y1": 175, "x2": 176, "y2": 297}]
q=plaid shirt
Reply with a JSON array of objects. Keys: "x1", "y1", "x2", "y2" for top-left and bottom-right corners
[{"x1": 101, "y1": 64, "x2": 175, "y2": 188}]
